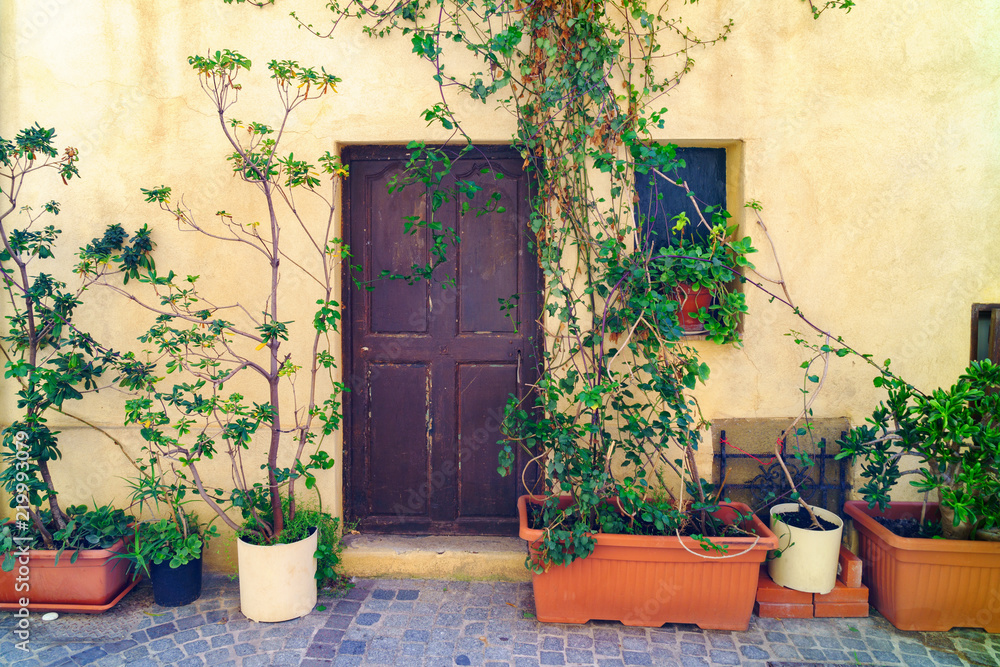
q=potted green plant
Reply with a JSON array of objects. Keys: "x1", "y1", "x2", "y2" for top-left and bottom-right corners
[
  {"x1": 79, "y1": 50, "x2": 347, "y2": 622},
  {"x1": 838, "y1": 358, "x2": 1000, "y2": 631},
  {"x1": 122, "y1": 439, "x2": 218, "y2": 607},
  {"x1": 497, "y1": 145, "x2": 771, "y2": 629},
  {"x1": 767, "y1": 502, "x2": 844, "y2": 594},
  {"x1": 0, "y1": 124, "x2": 149, "y2": 612}
]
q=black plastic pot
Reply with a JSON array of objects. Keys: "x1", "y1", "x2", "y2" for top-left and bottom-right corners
[{"x1": 149, "y1": 555, "x2": 202, "y2": 607}]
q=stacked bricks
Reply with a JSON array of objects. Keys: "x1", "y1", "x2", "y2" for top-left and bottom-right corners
[{"x1": 756, "y1": 545, "x2": 868, "y2": 618}]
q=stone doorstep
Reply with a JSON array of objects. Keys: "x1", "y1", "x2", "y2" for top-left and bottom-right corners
[{"x1": 339, "y1": 534, "x2": 532, "y2": 582}]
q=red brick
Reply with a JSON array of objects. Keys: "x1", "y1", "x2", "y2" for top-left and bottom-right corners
[
  {"x1": 756, "y1": 601, "x2": 814, "y2": 619},
  {"x1": 815, "y1": 580, "x2": 869, "y2": 604},
  {"x1": 814, "y1": 601, "x2": 869, "y2": 618},
  {"x1": 837, "y1": 545, "x2": 863, "y2": 588},
  {"x1": 757, "y1": 569, "x2": 813, "y2": 604}
]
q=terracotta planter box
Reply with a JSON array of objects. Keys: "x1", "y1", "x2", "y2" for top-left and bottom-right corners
[
  {"x1": 518, "y1": 495, "x2": 778, "y2": 630},
  {"x1": 0, "y1": 538, "x2": 137, "y2": 613},
  {"x1": 844, "y1": 500, "x2": 1000, "y2": 632}
]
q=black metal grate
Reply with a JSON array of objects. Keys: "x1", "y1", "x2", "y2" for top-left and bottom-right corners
[{"x1": 717, "y1": 429, "x2": 851, "y2": 521}]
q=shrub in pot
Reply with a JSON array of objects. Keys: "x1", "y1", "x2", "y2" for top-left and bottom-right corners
[
  {"x1": 128, "y1": 516, "x2": 216, "y2": 607},
  {"x1": 80, "y1": 50, "x2": 347, "y2": 622},
  {"x1": 496, "y1": 136, "x2": 769, "y2": 628},
  {"x1": 0, "y1": 124, "x2": 150, "y2": 611},
  {"x1": 123, "y1": 441, "x2": 218, "y2": 607},
  {"x1": 838, "y1": 358, "x2": 1000, "y2": 631},
  {"x1": 603, "y1": 214, "x2": 754, "y2": 345},
  {"x1": 767, "y1": 502, "x2": 844, "y2": 594}
]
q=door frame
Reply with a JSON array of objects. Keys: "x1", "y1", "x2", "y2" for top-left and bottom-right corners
[{"x1": 340, "y1": 143, "x2": 541, "y2": 533}]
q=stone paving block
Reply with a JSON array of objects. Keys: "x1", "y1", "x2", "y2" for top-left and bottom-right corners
[
  {"x1": 325, "y1": 614, "x2": 353, "y2": 629},
  {"x1": 306, "y1": 642, "x2": 338, "y2": 659},
  {"x1": 332, "y1": 655, "x2": 362, "y2": 667},
  {"x1": 70, "y1": 646, "x2": 107, "y2": 665},
  {"x1": 539, "y1": 651, "x2": 566, "y2": 665},
  {"x1": 798, "y1": 646, "x2": 829, "y2": 661},
  {"x1": 258, "y1": 638, "x2": 284, "y2": 651},
  {"x1": 620, "y1": 636, "x2": 648, "y2": 651},
  {"x1": 541, "y1": 636, "x2": 565, "y2": 651},
  {"x1": 425, "y1": 639, "x2": 454, "y2": 657},
  {"x1": 122, "y1": 644, "x2": 150, "y2": 660},
  {"x1": 679, "y1": 641, "x2": 707, "y2": 656},
  {"x1": 232, "y1": 643, "x2": 255, "y2": 656},
  {"x1": 485, "y1": 645, "x2": 513, "y2": 660},
  {"x1": 430, "y1": 627, "x2": 460, "y2": 641},
  {"x1": 928, "y1": 650, "x2": 966, "y2": 666},
  {"x1": 739, "y1": 643, "x2": 769, "y2": 660},
  {"x1": 621, "y1": 651, "x2": 652, "y2": 666},
  {"x1": 705, "y1": 633, "x2": 735, "y2": 649},
  {"x1": 592, "y1": 640, "x2": 620, "y2": 656},
  {"x1": 173, "y1": 629, "x2": 200, "y2": 644},
  {"x1": 514, "y1": 642, "x2": 538, "y2": 656},
  {"x1": 463, "y1": 621, "x2": 487, "y2": 636},
  {"x1": 334, "y1": 600, "x2": 362, "y2": 614},
  {"x1": 422, "y1": 657, "x2": 454, "y2": 667},
  {"x1": 148, "y1": 636, "x2": 176, "y2": 652},
  {"x1": 769, "y1": 642, "x2": 800, "y2": 659},
  {"x1": 241, "y1": 655, "x2": 270, "y2": 667},
  {"x1": 200, "y1": 622, "x2": 229, "y2": 637},
  {"x1": 678, "y1": 655, "x2": 708, "y2": 667},
  {"x1": 158, "y1": 647, "x2": 186, "y2": 663},
  {"x1": 176, "y1": 614, "x2": 209, "y2": 631},
  {"x1": 36, "y1": 645, "x2": 69, "y2": 662},
  {"x1": 175, "y1": 654, "x2": 207, "y2": 667}
]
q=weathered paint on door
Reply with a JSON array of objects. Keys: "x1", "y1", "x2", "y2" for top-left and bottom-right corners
[{"x1": 344, "y1": 146, "x2": 539, "y2": 535}]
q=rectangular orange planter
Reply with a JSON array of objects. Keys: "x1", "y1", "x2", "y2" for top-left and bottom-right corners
[
  {"x1": 844, "y1": 500, "x2": 1000, "y2": 632},
  {"x1": 0, "y1": 538, "x2": 135, "y2": 612},
  {"x1": 518, "y1": 495, "x2": 778, "y2": 631}
]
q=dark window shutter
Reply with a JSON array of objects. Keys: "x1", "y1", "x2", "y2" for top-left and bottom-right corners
[{"x1": 635, "y1": 146, "x2": 726, "y2": 249}]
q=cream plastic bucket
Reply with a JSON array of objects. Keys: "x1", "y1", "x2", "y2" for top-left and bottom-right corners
[
  {"x1": 767, "y1": 503, "x2": 844, "y2": 594},
  {"x1": 237, "y1": 528, "x2": 318, "y2": 622}
]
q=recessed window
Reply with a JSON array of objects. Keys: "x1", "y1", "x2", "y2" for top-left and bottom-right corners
[
  {"x1": 972, "y1": 304, "x2": 1000, "y2": 363},
  {"x1": 634, "y1": 146, "x2": 727, "y2": 248}
]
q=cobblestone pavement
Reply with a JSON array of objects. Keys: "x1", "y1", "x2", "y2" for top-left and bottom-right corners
[{"x1": 2, "y1": 576, "x2": 999, "y2": 666}]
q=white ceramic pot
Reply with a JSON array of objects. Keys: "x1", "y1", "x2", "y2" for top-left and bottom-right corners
[
  {"x1": 767, "y1": 503, "x2": 844, "y2": 594},
  {"x1": 237, "y1": 528, "x2": 317, "y2": 622}
]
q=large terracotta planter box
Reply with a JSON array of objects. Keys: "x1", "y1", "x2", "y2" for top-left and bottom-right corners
[
  {"x1": 518, "y1": 495, "x2": 778, "y2": 631},
  {"x1": 0, "y1": 538, "x2": 136, "y2": 613},
  {"x1": 844, "y1": 500, "x2": 1000, "y2": 632}
]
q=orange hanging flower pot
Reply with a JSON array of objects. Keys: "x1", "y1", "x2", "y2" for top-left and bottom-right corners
[{"x1": 676, "y1": 283, "x2": 712, "y2": 333}]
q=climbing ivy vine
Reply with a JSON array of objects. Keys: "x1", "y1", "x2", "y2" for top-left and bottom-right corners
[{"x1": 221, "y1": 0, "x2": 859, "y2": 565}]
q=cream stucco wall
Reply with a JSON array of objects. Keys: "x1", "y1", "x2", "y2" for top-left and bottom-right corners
[{"x1": 2, "y1": 1, "x2": 998, "y2": 569}]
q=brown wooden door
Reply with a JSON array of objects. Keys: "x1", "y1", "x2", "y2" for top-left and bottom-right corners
[{"x1": 344, "y1": 145, "x2": 539, "y2": 535}]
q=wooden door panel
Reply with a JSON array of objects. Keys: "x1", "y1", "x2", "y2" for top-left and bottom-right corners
[
  {"x1": 456, "y1": 165, "x2": 521, "y2": 334},
  {"x1": 457, "y1": 363, "x2": 519, "y2": 518},
  {"x1": 345, "y1": 145, "x2": 538, "y2": 535},
  {"x1": 366, "y1": 165, "x2": 430, "y2": 334},
  {"x1": 368, "y1": 363, "x2": 430, "y2": 517}
]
